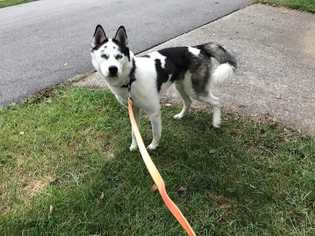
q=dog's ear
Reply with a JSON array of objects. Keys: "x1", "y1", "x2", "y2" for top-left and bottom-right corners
[
  {"x1": 92, "y1": 25, "x2": 107, "y2": 49},
  {"x1": 114, "y1": 25, "x2": 128, "y2": 46}
]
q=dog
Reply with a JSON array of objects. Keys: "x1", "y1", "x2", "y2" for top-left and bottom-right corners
[{"x1": 90, "y1": 25, "x2": 237, "y2": 151}]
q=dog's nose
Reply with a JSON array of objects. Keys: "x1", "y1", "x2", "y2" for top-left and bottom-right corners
[{"x1": 108, "y1": 66, "x2": 118, "y2": 76}]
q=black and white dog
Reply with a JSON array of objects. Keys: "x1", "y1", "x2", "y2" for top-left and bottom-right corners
[{"x1": 91, "y1": 25, "x2": 237, "y2": 151}]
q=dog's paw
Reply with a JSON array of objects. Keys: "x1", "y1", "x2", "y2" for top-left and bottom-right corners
[
  {"x1": 212, "y1": 123, "x2": 220, "y2": 128},
  {"x1": 212, "y1": 121, "x2": 221, "y2": 128},
  {"x1": 173, "y1": 113, "x2": 184, "y2": 120},
  {"x1": 129, "y1": 144, "x2": 138, "y2": 152},
  {"x1": 147, "y1": 143, "x2": 158, "y2": 151}
]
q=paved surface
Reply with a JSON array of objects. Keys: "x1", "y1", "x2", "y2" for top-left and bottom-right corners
[
  {"x1": 0, "y1": 0, "x2": 249, "y2": 106},
  {"x1": 77, "y1": 4, "x2": 315, "y2": 135}
]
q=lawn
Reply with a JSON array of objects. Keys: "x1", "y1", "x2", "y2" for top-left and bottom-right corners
[
  {"x1": 0, "y1": 86, "x2": 314, "y2": 235},
  {"x1": 0, "y1": 0, "x2": 33, "y2": 8},
  {"x1": 258, "y1": 0, "x2": 315, "y2": 12}
]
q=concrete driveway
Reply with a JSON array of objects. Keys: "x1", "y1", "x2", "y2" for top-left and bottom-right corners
[{"x1": 151, "y1": 4, "x2": 315, "y2": 135}]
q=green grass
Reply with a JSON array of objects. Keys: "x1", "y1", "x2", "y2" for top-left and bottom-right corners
[
  {"x1": 0, "y1": 0, "x2": 33, "y2": 8},
  {"x1": 0, "y1": 86, "x2": 314, "y2": 235},
  {"x1": 258, "y1": 0, "x2": 315, "y2": 13}
]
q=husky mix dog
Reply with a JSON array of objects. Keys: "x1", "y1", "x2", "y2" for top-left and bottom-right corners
[{"x1": 91, "y1": 25, "x2": 237, "y2": 151}]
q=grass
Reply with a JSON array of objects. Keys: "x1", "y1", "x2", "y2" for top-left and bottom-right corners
[
  {"x1": 0, "y1": 86, "x2": 314, "y2": 235},
  {"x1": 257, "y1": 0, "x2": 315, "y2": 13},
  {"x1": 0, "y1": 0, "x2": 33, "y2": 8}
]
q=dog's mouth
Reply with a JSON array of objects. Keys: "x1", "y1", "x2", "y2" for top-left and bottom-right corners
[{"x1": 108, "y1": 74, "x2": 118, "y2": 78}]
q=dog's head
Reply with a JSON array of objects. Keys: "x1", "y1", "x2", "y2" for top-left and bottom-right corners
[{"x1": 91, "y1": 25, "x2": 131, "y2": 80}]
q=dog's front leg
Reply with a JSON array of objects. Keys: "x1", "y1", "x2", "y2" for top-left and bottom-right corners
[
  {"x1": 129, "y1": 105, "x2": 140, "y2": 151},
  {"x1": 148, "y1": 112, "x2": 161, "y2": 150}
]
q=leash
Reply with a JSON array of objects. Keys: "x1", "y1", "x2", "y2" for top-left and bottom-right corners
[{"x1": 127, "y1": 97, "x2": 196, "y2": 236}]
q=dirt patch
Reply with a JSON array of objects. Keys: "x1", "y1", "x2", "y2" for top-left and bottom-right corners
[
  {"x1": 207, "y1": 192, "x2": 237, "y2": 223},
  {"x1": 22, "y1": 175, "x2": 55, "y2": 199},
  {"x1": 0, "y1": 174, "x2": 55, "y2": 216},
  {"x1": 25, "y1": 87, "x2": 57, "y2": 104},
  {"x1": 0, "y1": 184, "x2": 10, "y2": 215},
  {"x1": 72, "y1": 73, "x2": 107, "y2": 89}
]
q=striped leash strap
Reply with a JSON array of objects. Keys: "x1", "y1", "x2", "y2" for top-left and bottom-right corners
[{"x1": 128, "y1": 97, "x2": 196, "y2": 236}]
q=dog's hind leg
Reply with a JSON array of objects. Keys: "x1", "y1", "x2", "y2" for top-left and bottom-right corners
[
  {"x1": 197, "y1": 92, "x2": 222, "y2": 128},
  {"x1": 130, "y1": 105, "x2": 140, "y2": 151},
  {"x1": 173, "y1": 81, "x2": 192, "y2": 119},
  {"x1": 147, "y1": 111, "x2": 161, "y2": 150}
]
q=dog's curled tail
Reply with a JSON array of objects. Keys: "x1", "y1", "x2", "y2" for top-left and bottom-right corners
[{"x1": 197, "y1": 43, "x2": 237, "y2": 84}]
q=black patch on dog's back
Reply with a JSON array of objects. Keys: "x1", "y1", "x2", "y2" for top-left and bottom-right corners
[
  {"x1": 154, "y1": 47, "x2": 193, "y2": 91},
  {"x1": 158, "y1": 47, "x2": 191, "y2": 71},
  {"x1": 158, "y1": 46, "x2": 213, "y2": 95}
]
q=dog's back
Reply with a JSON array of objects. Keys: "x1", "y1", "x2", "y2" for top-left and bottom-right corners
[{"x1": 142, "y1": 43, "x2": 236, "y2": 96}]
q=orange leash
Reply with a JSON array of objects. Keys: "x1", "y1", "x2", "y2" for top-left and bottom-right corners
[{"x1": 128, "y1": 98, "x2": 196, "y2": 236}]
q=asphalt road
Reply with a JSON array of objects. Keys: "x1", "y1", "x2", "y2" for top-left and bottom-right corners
[{"x1": 0, "y1": 0, "x2": 249, "y2": 106}]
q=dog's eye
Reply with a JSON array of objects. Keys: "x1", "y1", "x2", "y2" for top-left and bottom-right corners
[
  {"x1": 101, "y1": 54, "x2": 109, "y2": 60},
  {"x1": 115, "y1": 54, "x2": 123, "y2": 60}
]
